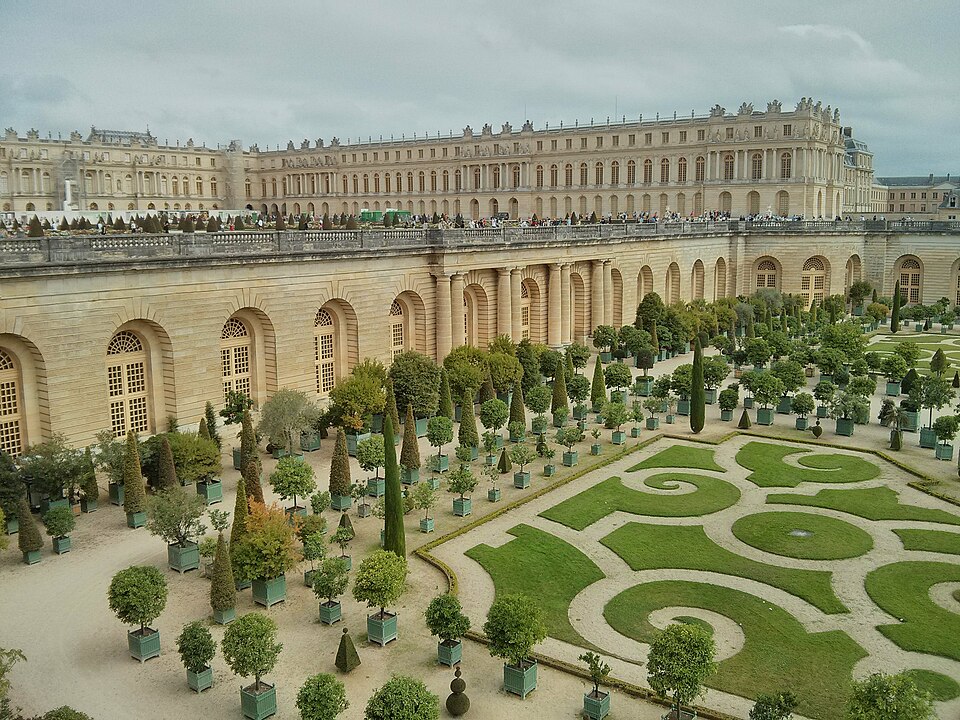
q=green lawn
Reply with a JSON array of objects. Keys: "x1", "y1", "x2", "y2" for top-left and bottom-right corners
[
  {"x1": 629, "y1": 445, "x2": 726, "y2": 473},
  {"x1": 767, "y1": 486, "x2": 960, "y2": 526},
  {"x1": 539, "y1": 473, "x2": 741, "y2": 530},
  {"x1": 604, "y1": 580, "x2": 866, "y2": 720},
  {"x1": 894, "y1": 528, "x2": 960, "y2": 555},
  {"x1": 735, "y1": 442, "x2": 880, "y2": 488},
  {"x1": 903, "y1": 669, "x2": 960, "y2": 702},
  {"x1": 600, "y1": 522, "x2": 847, "y2": 614},
  {"x1": 865, "y1": 561, "x2": 960, "y2": 662},
  {"x1": 732, "y1": 511, "x2": 874, "y2": 560},
  {"x1": 465, "y1": 524, "x2": 604, "y2": 647}
]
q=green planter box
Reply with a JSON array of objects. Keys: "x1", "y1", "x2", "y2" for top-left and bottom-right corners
[
  {"x1": 232, "y1": 447, "x2": 242, "y2": 470},
  {"x1": 341, "y1": 555, "x2": 352, "y2": 571},
  {"x1": 704, "y1": 388, "x2": 718, "y2": 405},
  {"x1": 367, "y1": 477, "x2": 385, "y2": 497},
  {"x1": 331, "y1": 494, "x2": 352, "y2": 511},
  {"x1": 665, "y1": 414, "x2": 675, "y2": 424},
  {"x1": 920, "y1": 427, "x2": 937, "y2": 449},
  {"x1": 485, "y1": 454, "x2": 497, "y2": 467},
  {"x1": 514, "y1": 471, "x2": 531, "y2": 489},
  {"x1": 531, "y1": 417, "x2": 548, "y2": 435},
  {"x1": 599, "y1": 351, "x2": 612, "y2": 363},
  {"x1": 509, "y1": 430, "x2": 524, "y2": 443},
  {"x1": 319, "y1": 600, "x2": 342, "y2": 625},
  {"x1": 503, "y1": 660, "x2": 538, "y2": 699},
  {"x1": 756, "y1": 408, "x2": 774, "y2": 425},
  {"x1": 562, "y1": 450, "x2": 579, "y2": 467},
  {"x1": 420, "y1": 517, "x2": 435, "y2": 533},
  {"x1": 187, "y1": 666, "x2": 213, "y2": 693},
  {"x1": 453, "y1": 497, "x2": 472, "y2": 517},
  {"x1": 583, "y1": 690, "x2": 611, "y2": 720},
  {"x1": 303, "y1": 569, "x2": 316, "y2": 587},
  {"x1": 168, "y1": 542, "x2": 200, "y2": 573},
  {"x1": 367, "y1": 612, "x2": 398, "y2": 646},
  {"x1": 936, "y1": 443, "x2": 954, "y2": 461},
  {"x1": 371, "y1": 413, "x2": 384, "y2": 433},
  {"x1": 553, "y1": 414, "x2": 567, "y2": 428},
  {"x1": 240, "y1": 683, "x2": 277, "y2": 720},
  {"x1": 196, "y1": 479, "x2": 222, "y2": 505},
  {"x1": 795, "y1": 417, "x2": 810, "y2": 431},
  {"x1": 438, "y1": 639, "x2": 462, "y2": 667},
  {"x1": 816, "y1": 405, "x2": 828, "y2": 419},
  {"x1": 128, "y1": 628, "x2": 161, "y2": 663},
  {"x1": 610, "y1": 390, "x2": 628, "y2": 404},
  {"x1": 252, "y1": 576, "x2": 287, "y2": 608},
  {"x1": 543, "y1": 464, "x2": 556, "y2": 477},
  {"x1": 743, "y1": 397, "x2": 755, "y2": 409},
  {"x1": 300, "y1": 431, "x2": 321, "y2": 452},
  {"x1": 213, "y1": 607, "x2": 236, "y2": 625},
  {"x1": 886, "y1": 381, "x2": 901, "y2": 397},
  {"x1": 572, "y1": 404, "x2": 589, "y2": 421},
  {"x1": 345, "y1": 431, "x2": 371, "y2": 457},
  {"x1": 401, "y1": 467, "x2": 420, "y2": 485},
  {"x1": 488, "y1": 488, "x2": 502, "y2": 502},
  {"x1": 286, "y1": 506, "x2": 308, "y2": 521},
  {"x1": 109, "y1": 482, "x2": 124, "y2": 506},
  {"x1": 836, "y1": 418, "x2": 855, "y2": 436},
  {"x1": 431, "y1": 455, "x2": 449, "y2": 473},
  {"x1": 271, "y1": 447, "x2": 303, "y2": 460},
  {"x1": 915, "y1": 323, "x2": 923, "y2": 332},
  {"x1": 776, "y1": 396, "x2": 793, "y2": 414},
  {"x1": 646, "y1": 417, "x2": 660, "y2": 430},
  {"x1": 635, "y1": 376, "x2": 654, "y2": 395},
  {"x1": 631, "y1": 426, "x2": 642, "y2": 437},
  {"x1": 901, "y1": 410, "x2": 919, "y2": 432},
  {"x1": 126, "y1": 511, "x2": 146, "y2": 529},
  {"x1": 426, "y1": 476, "x2": 440, "y2": 490},
  {"x1": 40, "y1": 497, "x2": 69, "y2": 514},
  {"x1": 22, "y1": 549, "x2": 40, "y2": 564},
  {"x1": 720, "y1": 409, "x2": 734, "y2": 421},
  {"x1": 612, "y1": 430, "x2": 626, "y2": 445},
  {"x1": 590, "y1": 444, "x2": 601, "y2": 456},
  {"x1": 52, "y1": 536, "x2": 72, "y2": 554},
  {"x1": 80, "y1": 497, "x2": 97, "y2": 513},
  {"x1": 415, "y1": 417, "x2": 429, "y2": 437}
]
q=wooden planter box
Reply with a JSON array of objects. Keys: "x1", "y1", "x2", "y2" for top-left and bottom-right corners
[
  {"x1": 126, "y1": 511, "x2": 146, "y2": 529},
  {"x1": 513, "y1": 471, "x2": 531, "y2": 489},
  {"x1": 720, "y1": 409, "x2": 734, "y2": 421},
  {"x1": 420, "y1": 517, "x2": 435, "y2": 533},
  {"x1": 646, "y1": 417, "x2": 660, "y2": 430},
  {"x1": 743, "y1": 397, "x2": 755, "y2": 409},
  {"x1": 583, "y1": 690, "x2": 611, "y2": 720},
  {"x1": 271, "y1": 447, "x2": 303, "y2": 460},
  {"x1": 196, "y1": 479, "x2": 222, "y2": 505},
  {"x1": 900, "y1": 410, "x2": 919, "y2": 432},
  {"x1": 108, "y1": 482, "x2": 124, "y2": 506},
  {"x1": 836, "y1": 418, "x2": 855, "y2": 436},
  {"x1": 128, "y1": 628, "x2": 161, "y2": 662},
  {"x1": 252, "y1": 575, "x2": 286, "y2": 608},
  {"x1": 426, "y1": 476, "x2": 440, "y2": 490},
  {"x1": 562, "y1": 450, "x2": 579, "y2": 467},
  {"x1": 187, "y1": 666, "x2": 213, "y2": 693},
  {"x1": 345, "y1": 431, "x2": 371, "y2": 458},
  {"x1": 401, "y1": 467, "x2": 420, "y2": 485},
  {"x1": 886, "y1": 381, "x2": 901, "y2": 397},
  {"x1": 331, "y1": 494, "x2": 352, "y2": 511},
  {"x1": 920, "y1": 427, "x2": 937, "y2": 448},
  {"x1": 357, "y1": 502, "x2": 371, "y2": 518},
  {"x1": 795, "y1": 417, "x2": 810, "y2": 431},
  {"x1": 816, "y1": 405, "x2": 829, "y2": 419},
  {"x1": 430, "y1": 455, "x2": 449, "y2": 473},
  {"x1": 240, "y1": 682, "x2": 277, "y2": 720},
  {"x1": 213, "y1": 607, "x2": 236, "y2": 625},
  {"x1": 635, "y1": 377, "x2": 653, "y2": 395},
  {"x1": 704, "y1": 388, "x2": 718, "y2": 405},
  {"x1": 51, "y1": 536, "x2": 72, "y2": 554},
  {"x1": 936, "y1": 443, "x2": 954, "y2": 461},
  {"x1": 39, "y1": 497, "x2": 69, "y2": 514},
  {"x1": 572, "y1": 404, "x2": 589, "y2": 421},
  {"x1": 776, "y1": 396, "x2": 793, "y2": 414},
  {"x1": 80, "y1": 497, "x2": 98, "y2": 513},
  {"x1": 22, "y1": 549, "x2": 41, "y2": 564},
  {"x1": 631, "y1": 426, "x2": 642, "y2": 437},
  {"x1": 590, "y1": 444, "x2": 601, "y2": 456},
  {"x1": 367, "y1": 611, "x2": 398, "y2": 646},
  {"x1": 453, "y1": 497, "x2": 472, "y2": 517},
  {"x1": 488, "y1": 488, "x2": 502, "y2": 502},
  {"x1": 299, "y1": 431, "x2": 321, "y2": 452},
  {"x1": 367, "y1": 477, "x2": 385, "y2": 497},
  {"x1": 319, "y1": 600, "x2": 342, "y2": 625},
  {"x1": 612, "y1": 430, "x2": 626, "y2": 445},
  {"x1": 438, "y1": 639, "x2": 462, "y2": 666},
  {"x1": 543, "y1": 464, "x2": 556, "y2": 477},
  {"x1": 232, "y1": 447, "x2": 243, "y2": 470},
  {"x1": 503, "y1": 660, "x2": 538, "y2": 698},
  {"x1": 168, "y1": 541, "x2": 200, "y2": 573},
  {"x1": 756, "y1": 408, "x2": 774, "y2": 425}
]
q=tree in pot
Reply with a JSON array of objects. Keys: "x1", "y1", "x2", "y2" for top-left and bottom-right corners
[
  {"x1": 328, "y1": 429, "x2": 352, "y2": 511},
  {"x1": 269, "y1": 456, "x2": 316, "y2": 516},
  {"x1": 447, "y1": 464, "x2": 477, "y2": 517},
  {"x1": 642, "y1": 397, "x2": 663, "y2": 429},
  {"x1": 412, "y1": 481, "x2": 437, "y2": 533},
  {"x1": 509, "y1": 442, "x2": 537, "y2": 489},
  {"x1": 604, "y1": 361, "x2": 632, "y2": 405},
  {"x1": 352, "y1": 549, "x2": 408, "y2": 647},
  {"x1": 932, "y1": 415, "x2": 959, "y2": 461},
  {"x1": 556, "y1": 425, "x2": 584, "y2": 466},
  {"x1": 388, "y1": 350, "x2": 441, "y2": 423},
  {"x1": 813, "y1": 380, "x2": 836, "y2": 419},
  {"x1": 425, "y1": 593, "x2": 471, "y2": 666},
  {"x1": 121, "y1": 430, "x2": 147, "y2": 528},
  {"x1": 426, "y1": 416, "x2": 453, "y2": 474},
  {"x1": 42, "y1": 506, "x2": 75, "y2": 555},
  {"x1": 592, "y1": 325, "x2": 618, "y2": 361},
  {"x1": 601, "y1": 401, "x2": 630, "y2": 444},
  {"x1": 231, "y1": 502, "x2": 301, "y2": 608},
  {"x1": 357, "y1": 435, "x2": 385, "y2": 498},
  {"x1": 579, "y1": 651, "x2": 612, "y2": 720},
  {"x1": 0, "y1": 449, "x2": 24, "y2": 533},
  {"x1": 457, "y1": 389, "x2": 480, "y2": 458},
  {"x1": 146, "y1": 486, "x2": 207, "y2": 573},
  {"x1": 107, "y1": 565, "x2": 168, "y2": 662},
  {"x1": 301, "y1": 529, "x2": 327, "y2": 586},
  {"x1": 222, "y1": 613, "x2": 282, "y2": 720},
  {"x1": 847, "y1": 671, "x2": 934, "y2": 720},
  {"x1": 257, "y1": 388, "x2": 320, "y2": 457},
  {"x1": 749, "y1": 691, "x2": 798, "y2": 720},
  {"x1": 330, "y1": 525, "x2": 354, "y2": 570},
  {"x1": 479, "y1": 398, "x2": 509, "y2": 452},
  {"x1": 790, "y1": 392, "x2": 816, "y2": 431},
  {"x1": 312, "y1": 556, "x2": 350, "y2": 625},
  {"x1": 525, "y1": 385, "x2": 551, "y2": 435},
  {"x1": 536, "y1": 434, "x2": 556, "y2": 476},
  {"x1": 829, "y1": 391, "x2": 869, "y2": 437},
  {"x1": 210, "y1": 533, "x2": 237, "y2": 624},
  {"x1": 770, "y1": 359, "x2": 805, "y2": 414},
  {"x1": 483, "y1": 593, "x2": 547, "y2": 699},
  {"x1": 752, "y1": 373, "x2": 786, "y2": 426},
  {"x1": 382, "y1": 410, "x2": 406, "y2": 557},
  {"x1": 718, "y1": 387, "x2": 739, "y2": 421},
  {"x1": 17, "y1": 434, "x2": 83, "y2": 510},
  {"x1": 296, "y1": 673, "x2": 348, "y2": 720},
  {"x1": 79, "y1": 448, "x2": 99, "y2": 512},
  {"x1": 364, "y1": 675, "x2": 439, "y2": 720},
  {"x1": 882, "y1": 355, "x2": 909, "y2": 397},
  {"x1": 17, "y1": 497, "x2": 43, "y2": 564},
  {"x1": 647, "y1": 623, "x2": 716, "y2": 720},
  {"x1": 551, "y1": 364, "x2": 569, "y2": 422},
  {"x1": 565, "y1": 373, "x2": 591, "y2": 421},
  {"x1": 177, "y1": 620, "x2": 216, "y2": 693},
  {"x1": 909, "y1": 375, "x2": 955, "y2": 448},
  {"x1": 399, "y1": 405, "x2": 421, "y2": 484}
]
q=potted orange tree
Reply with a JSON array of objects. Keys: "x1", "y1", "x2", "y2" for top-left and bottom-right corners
[{"x1": 108, "y1": 565, "x2": 168, "y2": 662}]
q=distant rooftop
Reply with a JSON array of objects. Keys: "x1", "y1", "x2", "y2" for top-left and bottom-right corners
[
  {"x1": 878, "y1": 175, "x2": 958, "y2": 187},
  {"x1": 86, "y1": 127, "x2": 155, "y2": 145}
]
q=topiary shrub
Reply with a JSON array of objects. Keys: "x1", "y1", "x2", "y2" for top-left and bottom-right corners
[
  {"x1": 364, "y1": 675, "x2": 439, "y2": 720},
  {"x1": 108, "y1": 565, "x2": 168, "y2": 633}
]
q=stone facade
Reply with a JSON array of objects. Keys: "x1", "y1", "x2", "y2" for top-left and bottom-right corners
[{"x1": 0, "y1": 220, "x2": 958, "y2": 454}]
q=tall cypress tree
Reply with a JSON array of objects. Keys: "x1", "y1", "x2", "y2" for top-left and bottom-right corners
[
  {"x1": 551, "y1": 364, "x2": 568, "y2": 416},
  {"x1": 891, "y1": 280, "x2": 901, "y2": 333},
  {"x1": 385, "y1": 379, "x2": 401, "y2": 443},
  {"x1": 204, "y1": 401, "x2": 221, "y2": 450},
  {"x1": 240, "y1": 410, "x2": 256, "y2": 474},
  {"x1": 382, "y1": 411, "x2": 406, "y2": 557},
  {"x1": 329, "y1": 428, "x2": 351, "y2": 499},
  {"x1": 122, "y1": 430, "x2": 145, "y2": 515},
  {"x1": 244, "y1": 459, "x2": 264, "y2": 506},
  {"x1": 159, "y1": 436, "x2": 178, "y2": 489},
  {"x1": 438, "y1": 368, "x2": 454, "y2": 420},
  {"x1": 210, "y1": 533, "x2": 236, "y2": 614},
  {"x1": 690, "y1": 338, "x2": 705, "y2": 434},
  {"x1": 230, "y1": 477, "x2": 248, "y2": 546},
  {"x1": 508, "y1": 380, "x2": 525, "y2": 427},
  {"x1": 199, "y1": 417, "x2": 211, "y2": 442},
  {"x1": 458, "y1": 390, "x2": 479, "y2": 449},
  {"x1": 590, "y1": 356, "x2": 606, "y2": 410},
  {"x1": 399, "y1": 405, "x2": 420, "y2": 471},
  {"x1": 565, "y1": 351, "x2": 575, "y2": 384}
]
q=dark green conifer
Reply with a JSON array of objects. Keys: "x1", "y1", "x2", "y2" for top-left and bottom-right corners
[
  {"x1": 399, "y1": 405, "x2": 420, "y2": 471},
  {"x1": 335, "y1": 627, "x2": 361, "y2": 672},
  {"x1": 382, "y1": 411, "x2": 406, "y2": 557}
]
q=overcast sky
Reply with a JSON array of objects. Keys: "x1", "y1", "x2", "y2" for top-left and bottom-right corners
[{"x1": 1, "y1": 1, "x2": 956, "y2": 176}]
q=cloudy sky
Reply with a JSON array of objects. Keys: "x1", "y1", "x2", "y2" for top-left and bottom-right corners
[{"x1": 2, "y1": 1, "x2": 956, "y2": 176}]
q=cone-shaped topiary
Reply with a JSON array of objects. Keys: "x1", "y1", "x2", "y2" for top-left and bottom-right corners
[
  {"x1": 337, "y1": 511, "x2": 355, "y2": 538},
  {"x1": 210, "y1": 533, "x2": 236, "y2": 613},
  {"x1": 690, "y1": 338, "x2": 705, "y2": 434},
  {"x1": 122, "y1": 430, "x2": 146, "y2": 515},
  {"x1": 345, "y1": 215, "x2": 358, "y2": 230},
  {"x1": 240, "y1": 410, "x2": 256, "y2": 473},
  {"x1": 551, "y1": 364, "x2": 568, "y2": 416},
  {"x1": 953, "y1": 371, "x2": 960, "y2": 389},
  {"x1": 181, "y1": 216, "x2": 195, "y2": 234},
  {"x1": 479, "y1": 370, "x2": 496, "y2": 405},
  {"x1": 385, "y1": 379, "x2": 401, "y2": 440},
  {"x1": 458, "y1": 390, "x2": 479, "y2": 449},
  {"x1": 58, "y1": 216, "x2": 69, "y2": 231},
  {"x1": 159, "y1": 436, "x2": 178, "y2": 489},
  {"x1": 275, "y1": 214, "x2": 285, "y2": 230},
  {"x1": 590, "y1": 356, "x2": 606, "y2": 408},
  {"x1": 738, "y1": 409, "x2": 752, "y2": 429},
  {"x1": 329, "y1": 428, "x2": 352, "y2": 499},
  {"x1": 565, "y1": 351, "x2": 575, "y2": 384},
  {"x1": 80, "y1": 447, "x2": 98, "y2": 502},
  {"x1": 206, "y1": 217, "x2": 218, "y2": 232},
  {"x1": 198, "y1": 417, "x2": 210, "y2": 442},
  {"x1": 382, "y1": 411, "x2": 406, "y2": 557},
  {"x1": 230, "y1": 477, "x2": 248, "y2": 546},
  {"x1": 234, "y1": 215, "x2": 245, "y2": 230},
  {"x1": 113, "y1": 215, "x2": 125, "y2": 231},
  {"x1": 204, "y1": 401, "x2": 221, "y2": 450},
  {"x1": 322, "y1": 213, "x2": 332, "y2": 230},
  {"x1": 438, "y1": 368, "x2": 454, "y2": 420},
  {"x1": 497, "y1": 448, "x2": 512, "y2": 474},
  {"x1": 335, "y1": 627, "x2": 361, "y2": 673},
  {"x1": 17, "y1": 497, "x2": 42, "y2": 555},
  {"x1": 244, "y1": 459, "x2": 264, "y2": 506},
  {"x1": 508, "y1": 380, "x2": 525, "y2": 427},
  {"x1": 399, "y1": 405, "x2": 420, "y2": 471},
  {"x1": 27, "y1": 215, "x2": 43, "y2": 237},
  {"x1": 383, "y1": 211, "x2": 393, "y2": 228}
]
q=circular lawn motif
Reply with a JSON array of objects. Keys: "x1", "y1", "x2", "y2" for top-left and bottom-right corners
[{"x1": 732, "y1": 511, "x2": 873, "y2": 560}]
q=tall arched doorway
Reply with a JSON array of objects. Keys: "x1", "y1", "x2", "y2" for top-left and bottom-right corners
[
  {"x1": 220, "y1": 318, "x2": 252, "y2": 402},
  {"x1": 107, "y1": 330, "x2": 151, "y2": 437}
]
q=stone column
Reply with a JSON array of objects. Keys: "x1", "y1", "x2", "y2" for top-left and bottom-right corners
[
  {"x1": 603, "y1": 260, "x2": 614, "y2": 326},
  {"x1": 451, "y1": 273, "x2": 466, "y2": 347},
  {"x1": 560, "y1": 263, "x2": 572, "y2": 345},
  {"x1": 591, "y1": 259, "x2": 604, "y2": 333},
  {"x1": 548, "y1": 263, "x2": 562, "y2": 348},
  {"x1": 510, "y1": 268, "x2": 523, "y2": 341},
  {"x1": 497, "y1": 267, "x2": 512, "y2": 338},
  {"x1": 435, "y1": 273, "x2": 452, "y2": 360}
]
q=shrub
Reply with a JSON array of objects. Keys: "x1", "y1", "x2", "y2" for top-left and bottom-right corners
[
  {"x1": 457, "y1": 390, "x2": 480, "y2": 448},
  {"x1": 446, "y1": 465, "x2": 477, "y2": 499},
  {"x1": 297, "y1": 673, "x2": 348, "y2": 720},
  {"x1": 329, "y1": 429, "x2": 352, "y2": 498},
  {"x1": 222, "y1": 613, "x2": 282, "y2": 690},
  {"x1": 352, "y1": 549, "x2": 408, "y2": 617},
  {"x1": 258, "y1": 389, "x2": 320, "y2": 454},
  {"x1": 17, "y1": 498, "x2": 42, "y2": 554},
  {"x1": 847, "y1": 671, "x2": 933, "y2": 720},
  {"x1": 382, "y1": 411, "x2": 406, "y2": 558},
  {"x1": 108, "y1": 565, "x2": 168, "y2": 632},
  {"x1": 357, "y1": 435, "x2": 385, "y2": 479},
  {"x1": 479, "y1": 398, "x2": 508, "y2": 433},
  {"x1": 210, "y1": 534, "x2": 236, "y2": 613},
  {"x1": 122, "y1": 430, "x2": 146, "y2": 515},
  {"x1": 647, "y1": 623, "x2": 716, "y2": 719},
  {"x1": 312, "y1": 557, "x2": 350, "y2": 604},
  {"x1": 399, "y1": 405, "x2": 421, "y2": 470},
  {"x1": 270, "y1": 455, "x2": 316, "y2": 509},
  {"x1": 231, "y1": 502, "x2": 300, "y2": 581},
  {"x1": 42, "y1": 506, "x2": 75, "y2": 538},
  {"x1": 388, "y1": 351, "x2": 440, "y2": 418},
  {"x1": 146, "y1": 486, "x2": 206, "y2": 547},
  {"x1": 424, "y1": 593, "x2": 471, "y2": 643},
  {"x1": 483, "y1": 594, "x2": 546, "y2": 667},
  {"x1": 364, "y1": 676, "x2": 439, "y2": 720},
  {"x1": 176, "y1": 620, "x2": 216, "y2": 673}
]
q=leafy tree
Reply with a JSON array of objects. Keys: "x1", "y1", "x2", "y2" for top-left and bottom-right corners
[
  {"x1": 221, "y1": 390, "x2": 253, "y2": 426},
  {"x1": 566, "y1": 342, "x2": 591, "y2": 372},
  {"x1": 329, "y1": 429, "x2": 352, "y2": 499},
  {"x1": 567, "y1": 374, "x2": 591, "y2": 407},
  {"x1": 388, "y1": 351, "x2": 440, "y2": 418},
  {"x1": 479, "y1": 398, "x2": 509, "y2": 435},
  {"x1": 221, "y1": 613, "x2": 282, "y2": 692},
  {"x1": 539, "y1": 348, "x2": 563, "y2": 380},
  {"x1": 0, "y1": 450, "x2": 24, "y2": 522},
  {"x1": 176, "y1": 620, "x2": 216, "y2": 673},
  {"x1": 930, "y1": 348, "x2": 949, "y2": 378},
  {"x1": 791, "y1": 392, "x2": 815, "y2": 418},
  {"x1": 690, "y1": 339, "x2": 705, "y2": 433},
  {"x1": 364, "y1": 676, "x2": 439, "y2": 720},
  {"x1": 647, "y1": 623, "x2": 716, "y2": 720},
  {"x1": 108, "y1": 565, "x2": 168, "y2": 633},
  {"x1": 258, "y1": 389, "x2": 320, "y2": 454},
  {"x1": 745, "y1": 338, "x2": 772, "y2": 368},
  {"x1": 718, "y1": 387, "x2": 739, "y2": 413},
  {"x1": 488, "y1": 352, "x2": 523, "y2": 394},
  {"x1": 297, "y1": 673, "x2": 349, "y2": 720},
  {"x1": 601, "y1": 401, "x2": 630, "y2": 432},
  {"x1": 551, "y1": 364, "x2": 569, "y2": 416},
  {"x1": 411, "y1": 480, "x2": 436, "y2": 520},
  {"x1": 328, "y1": 371, "x2": 385, "y2": 432},
  {"x1": 426, "y1": 415, "x2": 453, "y2": 466},
  {"x1": 146, "y1": 486, "x2": 206, "y2": 547},
  {"x1": 516, "y1": 339, "x2": 543, "y2": 393},
  {"x1": 671, "y1": 364, "x2": 694, "y2": 401},
  {"x1": 382, "y1": 410, "x2": 406, "y2": 557},
  {"x1": 41, "y1": 707, "x2": 93, "y2": 720},
  {"x1": 17, "y1": 434, "x2": 85, "y2": 502},
  {"x1": 244, "y1": 458, "x2": 265, "y2": 506},
  {"x1": 847, "y1": 671, "x2": 933, "y2": 720},
  {"x1": 882, "y1": 355, "x2": 909, "y2": 382},
  {"x1": 752, "y1": 373, "x2": 786, "y2": 409},
  {"x1": 17, "y1": 497, "x2": 42, "y2": 555},
  {"x1": 231, "y1": 502, "x2": 300, "y2": 581},
  {"x1": 424, "y1": 593, "x2": 471, "y2": 643},
  {"x1": 592, "y1": 325, "x2": 618, "y2": 354},
  {"x1": 270, "y1": 455, "x2": 316, "y2": 510},
  {"x1": 604, "y1": 362, "x2": 632, "y2": 392},
  {"x1": 122, "y1": 430, "x2": 146, "y2": 515},
  {"x1": 932, "y1": 414, "x2": 959, "y2": 446},
  {"x1": 579, "y1": 651, "x2": 611, "y2": 697},
  {"x1": 749, "y1": 691, "x2": 797, "y2": 720},
  {"x1": 457, "y1": 390, "x2": 479, "y2": 449},
  {"x1": 357, "y1": 435, "x2": 385, "y2": 479},
  {"x1": 210, "y1": 533, "x2": 236, "y2": 613},
  {"x1": 770, "y1": 359, "x2": 805, "y2": 396},
  {"x1": 438, "y1": 367, "x2": 454, "y2": 420},
  {"x1": 702, "y1": 356, "x2": 731, "y2": 390},
  {"x1": 909, "y1": 375, "x2": 955, "y2": 427},
  {"x1": 352, "y1": 549, "x2": 408, "y2": 617},
  {"x1": 312, "y1": 556, "x2": 350, "y2": 604},
  {"x1": 483, "y1": 594, "x2": 546, "y2": 667},
  {"x1": 590, "y1": 356, "x2": 606, "y2": 407},
  {"x1": 399, "y1": 405, "x2": 421, "y2": 471}
]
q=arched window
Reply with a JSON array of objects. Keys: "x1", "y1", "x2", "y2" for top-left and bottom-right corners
[
  {"x1": 643, "y1": 159, "x2": 653, "y2": 184},
  {"x1": 374, "y1": 174, "x2": 381, "y2": 193},
  {"x1": 107, "y1": 330, "x2": 149, "y2": 437},
  {"x1": 751, "y1": 153, "x2": 763, "y2": 180},
  {"x1": 520, "y1": 283, "x2": 531, "y2": 340},
  {"x1": 210, "y1": 177, "x2": 217, "y2": 196},
  {"x1": 723, "y1": 154, "x2": 734, "y2": 180},
  {"x1": 390, "y1": 301, "x2": 405, "y2": 358},
  {"x1": 220, "y1": 318, "x2": 251, "y2": 401},
  {"x1": 443, "y1": 170, "x2": 450, "y2": 192},
  {"x1": 660, "y1": 158, "x2": 670, "y2": 184},
  {"x1": 245, "y1": 179, "x2": 252, "y2": 198},
  {"x1": 610, "y1": 161, "x2": 620, "y2": 186},
  {"x1": 408, "y1": 173, "x2": 415, "y2": 192},
  {"x1": 535, "y1": 165, "x2": 544, "y2": 188},
  {"x1": 363, "y1": 174, "x2": 369, "y2": 193},
  {"x1": 695, "y1": 156, "x2": 705, "y2": 182},
  {"x1": 172, "y1": 177, "x2": 179, "y2": 195},
  {"x1": 196, "y1": 177, "x2": 203, "y2": 195},
  {"x1": 550, "y1": 165, "x2": 558, "y2": 187},
  {"x1": 385, "y1": 174, "x2": 391, "y2": 193},
  {"x1": 512, "y1": 166, "x2": 520, "y2": 188},
  {"x1": 756, "y1": 260, "x2": 778, "y2": 289},
  {"x1": 801, "y1": 257, "x2": 827, "y2": 308},
  {"x1": 352, "y1": 175, "x2": 359, "y2": 194},
  {"x1": 395, "y1": 172, "x2": 402, "y2": 193},
  {"x1": 899, "y1": 258, "x2": 922, "y2": 304},
  {"x1": 454, "y1": 169, "x2": 462, "y2": 192},
  {"x1": 492, "y1": 166, "x2": 500, "y2": 190},
  {"x1": 594, "y1": 162, "x2": 603, "y2": 186},
  {"x1": 719, "y1": 191, "x2": 732, "y2": 213},
  {"x1": 780, "y1": 152, "x2": 792, "y2": 180},
  {"x1": 776, "y1": 190, "x2": 790, "y2": 216},
  {"x1": 430, "y1": 171, "x2": 437, "y2": 192},
  {"x1": 626, "y1": 160, "x2": 636, "y2": 185},
  {"x1": 565, "y1": 164, "x2": 573, "y2": 187},
  {"x1": 341, "y1": 175, "x2": 348, "y2": 194},
  {"x1": 314, "y1": 309, "x2": 336, "y2": 395},
  {"x1": 472, "y1": 168, "x2": 480, "y2": 190},
  {"x1": 580, "y1": 163, "x2": 588, "y2": 186},
  {"x1": 677, "y1": 157, "x2": 687, "y2": 183},
  {"x1": 418, "y1": 171, "x2": 425, "y2": 192},
  {"x1": 0, "y1": 350, "x2": 24, "y2": 457}
]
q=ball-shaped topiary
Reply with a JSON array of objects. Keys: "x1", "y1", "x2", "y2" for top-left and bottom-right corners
[{"x1": 108, "y1": 565, "x2": 168, "y2": 633}]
